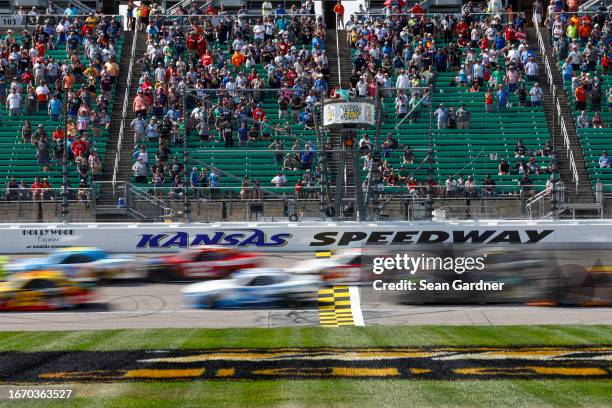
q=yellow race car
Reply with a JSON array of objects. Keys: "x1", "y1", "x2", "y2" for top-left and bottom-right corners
[{"x1": 0, "y1": 271, "x2": 97, "y2": 311}]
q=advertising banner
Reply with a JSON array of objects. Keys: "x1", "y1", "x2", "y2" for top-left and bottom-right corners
[
  {"x1": 2, "y1": 221, "x2": 612, "y2": 253},
  {"x1": 323, "y1": 101, "x2": 375, "y2": 127}
]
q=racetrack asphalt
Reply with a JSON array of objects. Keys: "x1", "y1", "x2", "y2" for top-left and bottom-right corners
[
  {"x1": 0, "y1": 282, "x2": 610, "y2": 331},
  {"x1": 1, "y1": 252, "x2": 610, "y2": 331}
]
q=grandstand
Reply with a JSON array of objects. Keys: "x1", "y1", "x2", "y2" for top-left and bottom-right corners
[
  {"x1": 0, "y1": 14, "x2": 124, "y2": 207},
  {"x1": 0, "y1": 1, "x2": 609, "y2": 222}
]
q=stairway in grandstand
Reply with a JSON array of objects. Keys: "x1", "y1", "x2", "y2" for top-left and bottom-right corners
[
  {"x1": 539, "y1": 25, "x2": 611, "y2": 200},
  {"x1": 97, "y1": 30, "x2": 147, "y2": 212},
  {"x1": 527, "y1": 26, "x2": 593, "y2": 202},
  {"x1": 326, "y1": 29, "x2": 353, "y2": 91},
  {"x1": 325, "y1": 27, "x2": 357, "y2": 203}
]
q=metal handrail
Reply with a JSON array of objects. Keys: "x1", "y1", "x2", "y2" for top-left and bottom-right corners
[
  {"x1": 129, "y1": 184, "x2": 175, "y2": 217},
  {"x1": 533, "y1": 14, "x2": 580, "y2": 193},
  {"x1": 335, "y1": 13, "x2": 342, "y2": 88},
  {"x1": 112, "y1": 28, "x2": 138, "y2": 195}
]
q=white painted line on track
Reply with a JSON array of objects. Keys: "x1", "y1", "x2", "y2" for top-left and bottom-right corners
[{"x1": 349, "y1": 286, "x2": 365, "y2": 326}]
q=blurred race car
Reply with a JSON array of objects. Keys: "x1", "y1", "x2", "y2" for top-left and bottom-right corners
[
  {"x1": 398, "y1": 247, "x2": 612, "y2": 305},
  {"x1": 182, "y1": 269, "x2": 321, "y2": 308},
  {"x1": 6, "y1": 247, "x2": 141, "y2": 281},
  {"x1": 0, "y1": 271, "x2": 96, "y2": 311},
  {"x1": 288, "y1": 250, "x2": 364, "y2": 283},
  {"x1": 146, "y1": 246, "x2": 261, "y2": 281}
]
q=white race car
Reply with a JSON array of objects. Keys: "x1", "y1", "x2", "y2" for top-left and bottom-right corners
[
  {"x1": 288, "y1": 250, "x2": 364, "y2": 283},
  {"x1": 182, "y1": 269, "x2": 321, "y2": 308}
]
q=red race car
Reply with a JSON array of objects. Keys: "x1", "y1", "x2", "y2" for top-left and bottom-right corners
[{"x1": 146, "y1": 247, "x2": 262, "y2": 281}]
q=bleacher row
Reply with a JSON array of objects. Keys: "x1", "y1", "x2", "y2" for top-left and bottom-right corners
[
  {"x1": 0, "y1": 31, "x2": 124, "y2": 195},
  {"x1": 132, "y1": 15, "x2": 324, "y2": 194},
  {"x1": 353, "y1": 49, "x2": 554, "y2": 194}
]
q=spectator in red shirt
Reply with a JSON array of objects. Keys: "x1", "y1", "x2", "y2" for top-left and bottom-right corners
[
  {"x1": 21, "y1": 69, "x2": 34, "y2": 83},
  {"x1": 201, "y1": 50, "x2": 214, "y2": 66},
  {"x1": 575, "y1": 84, "x2": 586, "y2": 110},
  {"x1": 505, "y1": 25, "x2": 516, "y2": 42},
  {"x1": 252, "y1": 105, "x2": 267, "y2": 123},
  {"x1": 333, "y1": 2, "x2": 345, "y2": 29},
  {"x1": 71, "y1": 136, "x2": 89, "y2": 159},
  {"x1": 578, "y1": 23, "x2": 591, "y2": 45},
  {"x1": 31, "y1": 177, "x2": 44, "y2": 201},
  {"x1": 52, "y1": 126, "x2": 65, "y2": 142},
  {"x1": 410, "y1": 4, "x2": 424, "y2": 15}
]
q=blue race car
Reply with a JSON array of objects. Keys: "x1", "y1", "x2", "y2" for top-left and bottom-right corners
[{"x1": 5, "y1": 247, "x2": 142, "y2": 280}]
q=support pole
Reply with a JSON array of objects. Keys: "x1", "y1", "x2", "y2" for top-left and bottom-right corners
[
  {"x1": 62, "y1": 87, "x2": 69, "y2": 223},
  {"x1": 182, "y1": 91, "x2": 191, "y2": 223}
]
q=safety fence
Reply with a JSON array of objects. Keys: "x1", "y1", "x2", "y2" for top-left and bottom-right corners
[{"x1": 1, "y1": 180, "x2": 611, "y2": 223}]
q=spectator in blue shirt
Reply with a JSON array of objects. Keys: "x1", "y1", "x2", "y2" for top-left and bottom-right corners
[
  {"x1": 48, "y1": 95, "x2": 62, "y2": 121},
  {"x1": 238, "y1": 122, "x2": 248, "y2": 146},
  {"x1": 562, "y1": 61, "x2": 573, "y2": 82},
  {"x1": 298, "y1": 110, "x2": 308, "y2": 126},
  {"x1": 496, "y1": 86, "x2": 508, "y2": 112},
  {"x1": 599, "y1": 151, "x2": 610, "y2": 168},
  {"x1": 275, "y1": 4, "x2": 286, "y2": 16},
  {"x1": 190, "y1": 167, "x2": 199, "y2": 188},
  {"x1": 494, "y1": 33, "x2": 506, "y2": 50},
  {"x1": 312, "y1": 35, "x2": 324, "y2": 51},
  {"x1": 208, "y1": 170, "x2": 220, "y2": 188},
  {"x1": 64, "y1": 4, "x2": 78, "y2": 16}
]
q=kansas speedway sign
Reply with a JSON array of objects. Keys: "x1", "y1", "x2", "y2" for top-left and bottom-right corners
[{"x1": 1, "y1": 221, "x2": 612, "y2": 253}]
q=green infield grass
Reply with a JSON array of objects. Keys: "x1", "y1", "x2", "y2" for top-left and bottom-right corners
[
  {"x1": 0, "y1": 325, "x2": 611, "y2": 351},
  {"x1": 0, "y1": 325, "x2": 610, "y2": 408}
]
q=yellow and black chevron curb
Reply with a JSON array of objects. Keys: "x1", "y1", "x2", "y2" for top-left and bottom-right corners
[
  {"x1": 318, "y1": 285, "x2": 354, "y2": 326},
  {"x1": 315, "y1": 251, "x2": 355, "y2": 326}
]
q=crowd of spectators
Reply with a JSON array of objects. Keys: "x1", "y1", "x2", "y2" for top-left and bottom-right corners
[
  {"x1": 343, "y1": 2, "x2": 554, "y2": 197},
  {"x1": 129, "y1": 2, "x2": 328, "y2": 199},
  {"x1": 546, "y1": 5, "x2": 611, "y2": 127},
  {"x1": 2, "y1": 9, "x2": 122, "y2": 202}
]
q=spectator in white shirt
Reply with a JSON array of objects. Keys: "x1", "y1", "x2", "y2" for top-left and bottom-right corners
[
  {"x1": 35, "y1": 83, "x2": 50, "y2": 111},
  {"x1": 6, "y1": 89, "x2": 21, "y2": 117},
  {"x1": 529, "y1": 83, "x2": 543, "y2": 107},
  {"x1": 358, "y1": 134, "x2": 373, "y2": 150},
  {"x1": 576, "y1": 111, "x2": 590, "y2": 128},
  {"x1": 525, "y1": 57, "x2": 538, "y2": 81},
  {"x1": 445, "y1": 175, "x2": 456, "y2": 198},
  {"x1": 356, "y1": 78, "x2": 367, "y2": 97},
  {"x1": 395, "y1": 70, "x2": 410, "y2": 89},
  {"x1": 271, "y1": 172, "x2": 287, "y2": 187}
]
